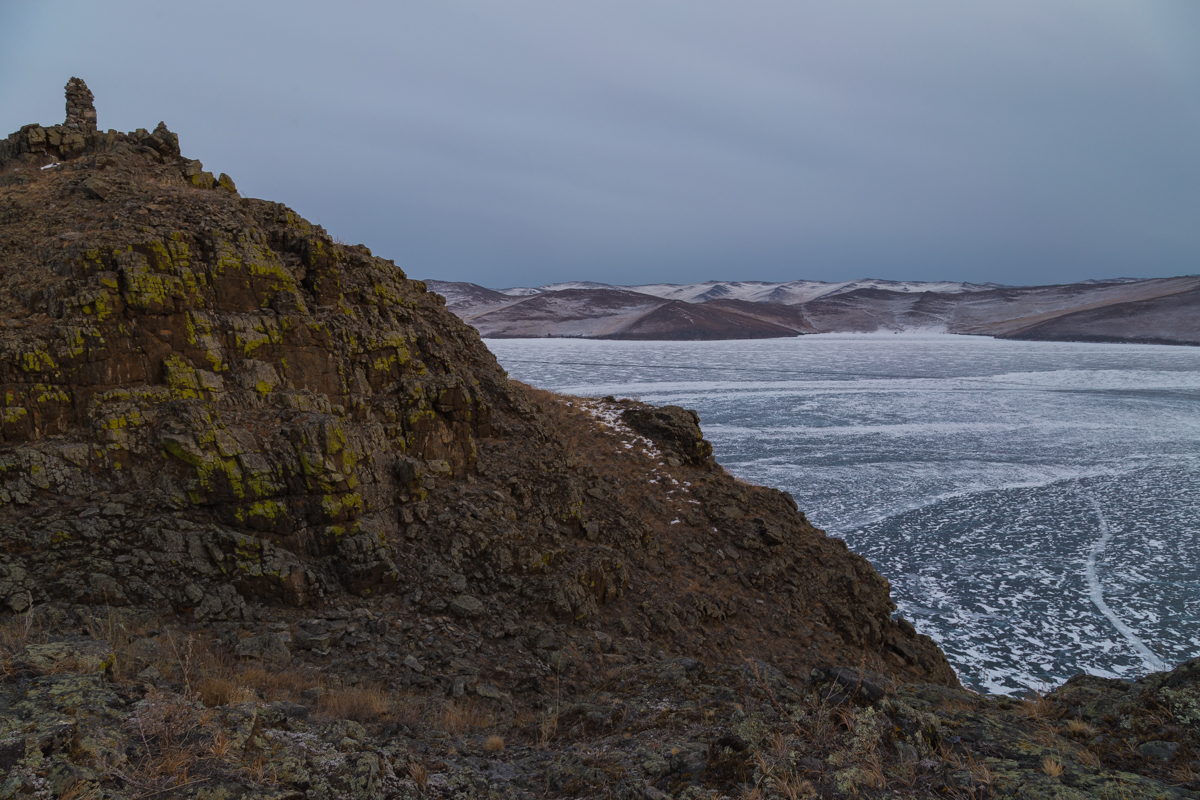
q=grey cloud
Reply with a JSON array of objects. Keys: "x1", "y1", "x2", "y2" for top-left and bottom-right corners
[{"x1": 1, "y1": 0, "x2": 1198, "y2": 287}]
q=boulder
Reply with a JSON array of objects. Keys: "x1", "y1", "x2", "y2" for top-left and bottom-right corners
[
  {"x1": 621, "y1": 405, "x2": 713, "y2": 465},
  {"x1": 19, "y1": 639, "x2": 114, "y2": 674},
  {"x1": 449, "y1": 594, "x2": 484, "y2": 618}
]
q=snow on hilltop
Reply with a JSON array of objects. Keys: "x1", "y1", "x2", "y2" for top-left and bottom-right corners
[
  {"x1": 492, "y1": 278, "x2": 1007, "y2": 304},
  {"x1": 424, "y1": 276, "x2": 1200, "y2": 344}
]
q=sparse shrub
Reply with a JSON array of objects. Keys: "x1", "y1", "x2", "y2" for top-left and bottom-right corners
[
  {"x1": 115, "y1": 687, "x2": 211, "y2": 797},
  {"x1": 485, "y1": 734, "x2": 505, "y2": 752},
  {"x1": 126, "y1": 687, "x2": 209, "y2": 748},
  {"x1": 1042, "y1": 756, "x2": 1064, "y2": 777}
]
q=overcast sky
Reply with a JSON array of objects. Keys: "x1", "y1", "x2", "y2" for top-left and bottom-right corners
[{"x1": 3, "y1": 1, "x2": 1199, "y2": 288}]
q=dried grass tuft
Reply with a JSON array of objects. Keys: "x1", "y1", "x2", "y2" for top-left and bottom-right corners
[
  {"x1": 436, "y1": 698, "x2": 495, "y2": 735},
  {"x1": 1065, "y1": 718, "x2": 1097, "y2": 738},
  {"x1": 318, "y1": 684, "x2": 393, "y2": 722},
  {"x1": 198, "y1": 677, "x2": 255, "y2": 708},
  {"x1": 1021, "y1": 691, "x2": 1057, "y2": 721},
  {"x1": 408, "y1": 761, "x2": 429, "y2": 789}
]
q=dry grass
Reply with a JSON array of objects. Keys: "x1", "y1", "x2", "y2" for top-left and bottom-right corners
[
  {"x1": 743, "y1": 660, "x2": 894, "y2": 797},
  {"x1": 485, "y1": 734, "x2": 505, "y2": 753},
  {"x1": 774, "y1": 773, "x2": 817, "y2": 800},
  {"x1": 235, "y1": 664, "x2": 320, "y2": 702},
  {"x1": 1042, "y1": 756, "x2": 1065, "y2": 778},
  {"x1": 538, "y1": 709, "x2": 559, "y2": 747},
  {"x1": 0, "y1": 601, "x2": 40, "y2": 655},
  {"x1": 1171, "y1": 762, "x2": 1198, "y2": 786},
  {"x1": 57, "y1": 783, "x2": 100, "y2": 800},
  {"x1": 239, "y1": 753, "x2": 281, "y2": 786},
  {"x1": 1034, "y1": 726, "x2": 1062, "y2": 749},
  {"x1": 198, "y1": 677, "x2": 256, "y2": 708},
  {"x1": 1, "y1": 613, "x2": 342, "y2": 795},
  {"x1": 519, "y1": 385, "x2": 582, "y2": 448},
  {"x1": 114, "y1": 687, "x2": 213, "y2": 797},
  {"x1": 408, "y1": 761, "x2": 429, "y2": 789},
  {"x1": 1020, "y1": 691, "x2": 1058, "y2": 721},
  {"x1": 750, "y1": 749, "x2": 822, "y2": 799},
  {"x1": 207, "y1": 730, "x2": 233, "y2": 761},
  {"x1": 968, "y1": 754, "x2": 998, "y2": 794},
  {"x1": 83, "y1": 607, "x2": 153, "y2": 652},
  {"x1": 1076, "y1": 746, "x2": 1102, "y2": 769},
  {"x1": 318, "y1": 684, "x2": 393, "y2": 722},
  {"x1": 1065, "y1": 718, "x2": 1098, "y2": 739},
  {"x1": 94, "y1": 622, "x2": 324, "y2": 710},
  {"x1": 436, "y1": 698, "x2": 495, "y2": 735}
]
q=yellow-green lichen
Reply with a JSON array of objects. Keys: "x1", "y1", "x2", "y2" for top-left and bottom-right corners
[
  {"x1": 162, "y1": 355, "x2": 202, "y2": 399},
  {"x1": 236, "y1": 499, "x2": 287, "y2": 525},
  {"x1": 21, "y1": 349, "x2": 57, "y2": 373},
  {"x1": 33, "y1": 385, "x2": 71, "y2": 405},
  {"x1": 321, "y1": 492, "x2": 363, "y2": 520}
]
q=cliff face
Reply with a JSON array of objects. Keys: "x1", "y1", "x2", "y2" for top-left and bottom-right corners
[{"x1": 0, "y1": 80, "x2": 950, "y2": 686}]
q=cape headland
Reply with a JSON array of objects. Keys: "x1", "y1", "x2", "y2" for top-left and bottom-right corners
[{"x1": 0, "y1": 80, "x2": 1195, "y2": 799}]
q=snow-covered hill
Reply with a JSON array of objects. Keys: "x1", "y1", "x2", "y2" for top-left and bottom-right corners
[{"x1": 424, "y1": 276, "x2": 1200, "y2": 344}]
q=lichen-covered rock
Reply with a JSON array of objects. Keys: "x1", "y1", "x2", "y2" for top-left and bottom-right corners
[
  {"x1": 0, "y1": 77, "x2": 962, "y2": 763},
  {"x1": 17, "y1": 638, "x2": 114, "y2": 674}
]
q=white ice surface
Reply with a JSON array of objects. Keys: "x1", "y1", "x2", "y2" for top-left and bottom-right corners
[{"x1": 487, "y1": 334, "x2": 1200, "y2": 694}]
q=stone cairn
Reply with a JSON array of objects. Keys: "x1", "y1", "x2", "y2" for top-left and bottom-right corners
[
  {"x1": 64, "y1": 77, "x2": 97, "y2": 133},
  {"x1": 1, "y1": 77, "x2": 194, "y2": 174}
]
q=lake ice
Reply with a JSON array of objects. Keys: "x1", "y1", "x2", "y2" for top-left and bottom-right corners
[{"x1": 486, "y1": 333, "x2": 1200, "y2": 695}]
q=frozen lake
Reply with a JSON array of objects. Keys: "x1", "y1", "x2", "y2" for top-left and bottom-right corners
[{"x1": 486, "y1": 334, "x2": 1200, "y2": 694}]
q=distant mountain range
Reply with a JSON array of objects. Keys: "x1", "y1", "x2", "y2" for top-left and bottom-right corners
[{"x1": 423, "y1": 276, "x2": 1200, "y2": 345}]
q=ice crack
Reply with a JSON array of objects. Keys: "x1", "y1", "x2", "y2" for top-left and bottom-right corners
[{"x1": 1083, "y1": 494, "x2": 1165, "y2": 674}]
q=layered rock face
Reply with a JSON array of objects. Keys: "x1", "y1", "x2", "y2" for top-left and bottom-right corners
[{"x1": 0, "y1": 80, "x2": 952, "y2": 688}]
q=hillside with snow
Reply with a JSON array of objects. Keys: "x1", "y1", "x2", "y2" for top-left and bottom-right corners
[{"x1": 424, "y1": 276, "x2": 1200, "y2": 345}]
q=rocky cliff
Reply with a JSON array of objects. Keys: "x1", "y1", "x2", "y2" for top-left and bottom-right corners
[
  {"x1": 0, "y1": 78, "x2": 949, "y2": 678},
  {"x1": 0, "y1": 81, "x2": 1194, "y2": 800}
]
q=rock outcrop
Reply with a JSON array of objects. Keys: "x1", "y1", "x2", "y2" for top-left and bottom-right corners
[
  {"x1": 3, "y1": 80, "x2": 1190, "y2": 799},
  {"x1": 0, "y1": 78, "x2": 950, "y2": 681}
]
